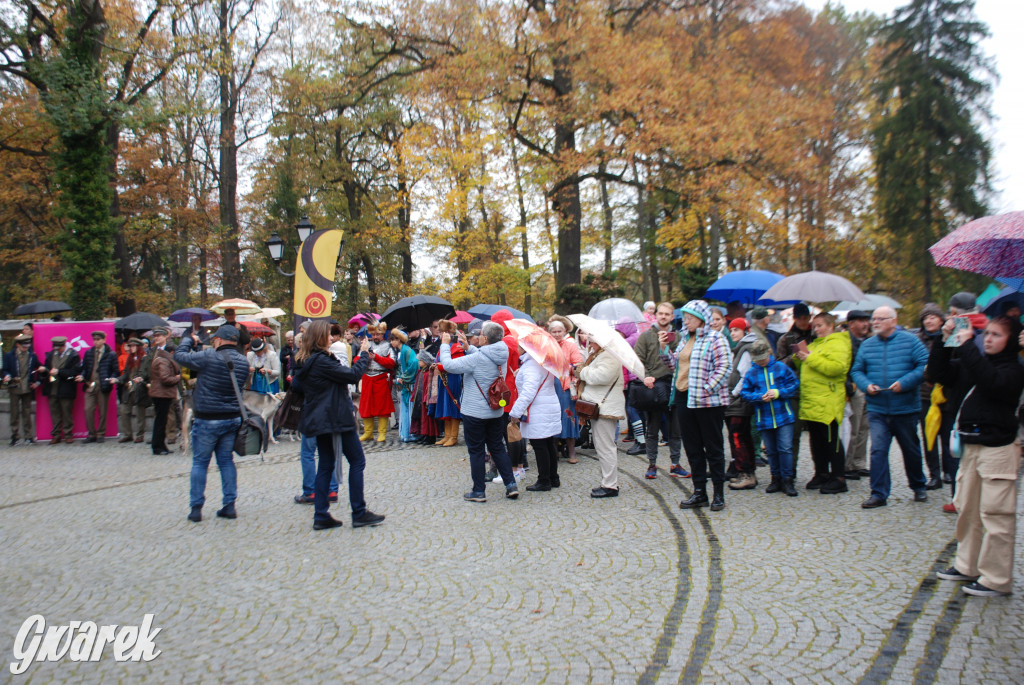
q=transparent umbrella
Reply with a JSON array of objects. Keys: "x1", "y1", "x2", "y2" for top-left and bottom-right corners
[{"x1": 588, "y1": 298, "x2": 644, "y2": 324}]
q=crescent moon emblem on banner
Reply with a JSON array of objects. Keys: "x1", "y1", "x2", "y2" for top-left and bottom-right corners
[{"x1": 300, "y1": 231, "x2": 338, "y2": 292}]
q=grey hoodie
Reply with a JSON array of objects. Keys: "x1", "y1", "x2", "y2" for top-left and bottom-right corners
[{"x1": 438, "y1": 341, "x2": 509, "y2": 419}]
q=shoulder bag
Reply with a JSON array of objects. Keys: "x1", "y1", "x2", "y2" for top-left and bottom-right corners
[
  {"x1": 576, "y1": 377, "x2": 619, "y2": 423},
  {"x1": 220, "y1": 350, "x2": 268, "y2": 456},
  {"x1": 475, "y1": 361, "x2": 511, "y2": 410}
]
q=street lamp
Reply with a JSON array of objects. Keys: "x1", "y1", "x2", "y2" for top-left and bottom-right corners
[{"x1": 265, "y1": 215, "x2": 316, "y2": 277}]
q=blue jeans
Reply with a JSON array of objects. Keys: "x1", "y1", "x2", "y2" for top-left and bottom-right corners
[
  {"x1": 189, "y1": 417, "x2": 241, "y2": 508},
  {"x1": 300, "y1": 433, "x2": 337, "y2": 496},
  {"x1": 314, "y1": 431, "x2": 366, "y2": 521},
  {"x1": 868, "y1": 412, "x2": 927, "y2": 500},
  {"x1": 399, "y1": 391, "x2": 412, "y2": 441},
  {"x1": 761, "y1": 422, "x2": 795, "y2": 481},
  {"x1": 462, "y1": 415, "x2": 515, "y2": 493}
]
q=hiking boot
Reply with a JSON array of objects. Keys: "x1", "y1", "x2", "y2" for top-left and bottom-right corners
[
  {"x1": 187, "y1": 506, "x2": 202, "y2": 523},
  {"x1": 294, "y1": 493, "x2": 315, "y2": 504},
  {"x1": 216, "y1": 503, "x2": 237, "y2": 519},
  {"x1": 805, "y1": 473, "x2": 828, "y2": 490},
  {"x1": 728, "y1": 472, "x2": 757, "y2": 490},
  {"x1": 765, "y1": 476, "x2": 782, "y2": 494},
  {"x1": 644, "y1": 464, "x2": 657, "y2": 479},
  {"x1": 782, "y1": 479, "x2": 798, "y2": 497},
  {"x1": 819, "y1": 478, "x2": 848, "y2": 494}
]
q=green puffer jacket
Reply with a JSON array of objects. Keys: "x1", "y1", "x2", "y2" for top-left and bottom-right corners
[{"x1": 798, "y1": 331, "x2": 851, "y2": 425}]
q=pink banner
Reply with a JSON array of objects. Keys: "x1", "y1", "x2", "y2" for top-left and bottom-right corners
[{"x1": 34, "y1": 321, "x2": 119, "y2": 441}]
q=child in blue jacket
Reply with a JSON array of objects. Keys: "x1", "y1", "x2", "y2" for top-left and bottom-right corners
[{"x1": 739, "y1": 341, "x2": 800, "y2": 496}]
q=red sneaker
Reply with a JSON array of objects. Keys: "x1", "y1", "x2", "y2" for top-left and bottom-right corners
[{"x1": 942, "y1": 503, "x2": 956, "y2": 514}]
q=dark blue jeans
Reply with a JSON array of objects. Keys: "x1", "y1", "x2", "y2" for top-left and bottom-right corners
[
  {"x1": 189, "y1": 417, "x2": 241, "y2": 508},
  {"x1": 462, "y1": 415, "x2": 515, "y2": 493},
  {"x1": 761, "y1": 422, "x2": 795, "y2": 481},
  {"x1": 300, "y1": 433, "x2": 337, "y2": 496},
  {"x1": 868, "y1": 412, "x2": 927, "y2": 500},
  {"x1": 314, "y1": 431, "x2": 366, "y2": 521}
]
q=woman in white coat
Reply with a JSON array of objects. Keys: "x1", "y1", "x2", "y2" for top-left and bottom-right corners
[
  {"x1": 509, "y1": 348, "x2": 562, "y2": 491},
  {"x1": 577, "y1": 341, "x2": 626, "y2": 497}
]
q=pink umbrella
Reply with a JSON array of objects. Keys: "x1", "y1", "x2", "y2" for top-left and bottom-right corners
[
  {"x1": 449, "y1": 310, "x2": 474, "y2": 324},
  {"x1": 929, "y1": 211, "x2": 1024, "y2": 278},
  {"x1": 504, "y1": 318, "x2": 571, "y2": 389}
]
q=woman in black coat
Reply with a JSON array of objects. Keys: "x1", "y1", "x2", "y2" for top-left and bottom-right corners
[
  {"x1": 293, "y1": 320, "x2": 385, "y2": 530},
  {"x1": 928, "y1": 315, "x2": 1024, "y2": 597}
]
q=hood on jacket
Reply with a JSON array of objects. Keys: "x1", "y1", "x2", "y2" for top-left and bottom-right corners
[
  {"x1": 491, "y1": 309, "x2": 514, "y2": 337},
  {"x1": 986, "y1": 315, "x2": 1023, "y2": 362},
  {"x1": 679, "y1": 300, "x2": 714, "y2": 341},
  {"x1": 477, "y1": 340, "x2": 510, "y2": 367},
  {"x1": 615, "y1": 317, "x2": 639, "y2": 345},
  {"x1": 919, "y1": 302, "x2": 945, "y2": 324}
]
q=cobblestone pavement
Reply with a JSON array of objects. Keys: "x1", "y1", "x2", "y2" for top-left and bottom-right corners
[{"x1": 1, "y1": 433, "x2": 1021, "y2": 683}]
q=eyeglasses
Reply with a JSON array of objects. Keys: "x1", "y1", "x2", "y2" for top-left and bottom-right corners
[{"x1": 870, "y1": 316, "x2": 894, "y2": 322}]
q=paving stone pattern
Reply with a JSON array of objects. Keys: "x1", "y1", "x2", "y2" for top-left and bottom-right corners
[{"x1": 0, "y1": 434, "x2": 1021, "y2": 683}]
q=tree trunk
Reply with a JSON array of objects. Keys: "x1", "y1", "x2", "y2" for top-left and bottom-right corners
[
  {"x1": 551, "y1": 56, "x2": 580, "y2": 294},
  {"x1": 106, "y1": 121, "x2": 136, "y2": 315},
  {"x1": 599, "y1": 161, "x2": 613, "y2": 274},
  {"x1": 646, "y1": 203, "x2": 661, "y2": 302},
  {"x1": 635, "y1": 186, "x2": 650, "y2": 300},
  {"x1": 217, "y1": 0, "x2": 240, "y2": 297},
  {"x1": 511, "y1": 138, "x2": 531, "y2": 312},
  {"x1": 397, "y1": 171, "x2": 412, "y2": 285}
]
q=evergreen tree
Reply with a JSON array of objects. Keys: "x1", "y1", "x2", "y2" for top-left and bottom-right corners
[{"x1": 873, "y1": 0, "x2": 994, "y2": 300}]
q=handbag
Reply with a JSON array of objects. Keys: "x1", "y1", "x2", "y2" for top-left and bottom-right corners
[
  {"x1": 220, "y1": 351, "x2": 268, "y2": 457},
  {"x1": 475, "y1": 362, "x2": 511, "y2": 410},
  {"x1": 576, "y1": 376, "x2": 619, "y2": 423},
  {"x1": 273, "y1": 388, "x2": 303, "y2": 431},
  {"x1": 507, "y1": 421, "x2": 522, "y2": 443},
  {"x1": 628, "y1": 377, "x2": 670, "y2": 412}
]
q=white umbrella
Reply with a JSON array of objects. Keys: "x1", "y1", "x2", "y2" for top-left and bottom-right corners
[
  {"x1": 759, "y1": 271, "x2": 864, "y2": 304},
  {"x1": 568, "y1": 314, "x2": 645, "y2": 379},
  {"x1": 832, "y1": 294, "x2": 902, "y2": 312}
]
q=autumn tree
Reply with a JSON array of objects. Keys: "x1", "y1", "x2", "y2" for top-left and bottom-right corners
[{"x1": 873, "y1": 0, "x2": 993, "y2": 301}]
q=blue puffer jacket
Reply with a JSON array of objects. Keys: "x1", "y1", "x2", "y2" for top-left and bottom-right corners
[
  {"x1": 174, "y1": 337, "x2": 250, "y2": 417},
  {"x1": 739, "y1": 356, "x2": 799, "y2": 431},
  {"x1": 439, "y1": 341, "x2": 509, "y2": 419},
  {"x1": 850, "y1": 329, "x2": 928, "y2": 416}
]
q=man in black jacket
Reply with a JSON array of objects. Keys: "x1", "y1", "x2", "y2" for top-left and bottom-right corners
[
  {"x1": 174, "y1": 324, "x2": 250, "y2": 523},
  {"x1": 40, "y1": 336, "x2": 81, "y2": 444},
  {"x1": 77, "y1": 331, "x2": 119, "y2": 443}
]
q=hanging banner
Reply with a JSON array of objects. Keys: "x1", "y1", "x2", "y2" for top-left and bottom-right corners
[
  {"x1": 34, "y1": 321, "x2": 118, "y2": 441},
  {"x1": 293, "y1": 228, "x2": 345, "y2": 319}
]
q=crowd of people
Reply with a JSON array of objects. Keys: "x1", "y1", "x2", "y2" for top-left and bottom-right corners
[{"x1": 3, "y1": 290, "x2": 1022, "y2": 598}]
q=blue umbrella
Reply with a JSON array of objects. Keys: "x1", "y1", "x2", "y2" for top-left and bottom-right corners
[
  {"x1": 467, "y1": 304, "x2": 535, "y2": 323},
  {"x1": 983, "y1": 287, "x2": 1024, "y2": 317},
  {"x1": 997, "y1": 277, "x2": 1024, "y2": 293},
  {"x1": 704, "y1": 270, "x2": 799, "y2": 306},
  {"x1": 168, "y1": 307, "x2": 217, "y2": 322}
]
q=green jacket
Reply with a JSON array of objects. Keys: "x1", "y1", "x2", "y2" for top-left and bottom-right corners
[{"x1": 798, "y1": 331, "x2": 851, "y2": 425}]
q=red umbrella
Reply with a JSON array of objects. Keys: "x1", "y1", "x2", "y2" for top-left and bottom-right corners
[
  {"x1": 449, "y1": 310, "x2": 474, "y2": 324},
  {"x1": 929, "y1": 211, "x2": 1024, "y2": 278},
  {"x1": 504, "y1": 319, "x2": 571, "y2": 389},
  {"x1": 240, "y1": 320, "x2": 274, "y2": 336}
]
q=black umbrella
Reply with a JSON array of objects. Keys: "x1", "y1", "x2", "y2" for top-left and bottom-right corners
[
  {"x1": 381, "y1": 295, "x2": 455, "y2": 331},
  {"x1": 115, "y1": 312, "x2": 170, "y2": 331},
  {"x1": 13, "y1": 300, "x2": 72, "y2": 316}
]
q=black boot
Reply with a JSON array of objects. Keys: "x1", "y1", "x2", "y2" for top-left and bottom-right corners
[
  {"x1": 765, "y1": 476, "x2": 782, "y2": 494},
  {"x1": 783, "y1": 479, "x2": 798, "y2": 497},
  {"x1": 925, "y1": 475, "x2": 943, "y2": 490},
  {"x1": 680, "y1": 488, "x2": 709, "y2": 509},
  {"x1": 710, "y1": 483, "x2": 725, "y2": 511}
]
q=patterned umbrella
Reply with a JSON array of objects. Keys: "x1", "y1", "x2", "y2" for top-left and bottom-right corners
[
  {"x1": 210, "y1": 298, "x2": 262, "y2": 315},
  {"x1": 504, "y1": 318, "x2": 570, "y2": 387},
  {"x1": 240, "y1": 320, "x2": 274, "y2": 336},
  {"x1": 929, "y1": 211, "x2": 1024, "y2": 278}
]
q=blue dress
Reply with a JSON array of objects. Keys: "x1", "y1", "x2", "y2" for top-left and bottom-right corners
[
  {"x1": 435, "y1": 371, "x2": 463, "y2": 420},
  {"x1": 555, "y1": 382, "x2": 580, "y2": 439}
]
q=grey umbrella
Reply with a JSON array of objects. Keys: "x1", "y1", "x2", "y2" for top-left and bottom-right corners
[
  {"x1": 833, "y1": 294, "x2": 902, "y2": 312},
  {"x1": 759, "y1": 271, "x2": 864, "y2": 304}
]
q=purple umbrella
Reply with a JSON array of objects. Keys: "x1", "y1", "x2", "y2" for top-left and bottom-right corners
[
  {"x1": 168, "y1": 307, "x2": 217, "y2": 322},
  {"x1": 929, "y1": 211, "x2": 1024, "y2": 278}
]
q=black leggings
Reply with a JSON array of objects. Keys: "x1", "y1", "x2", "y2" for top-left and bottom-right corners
[
  {"x1": 530, "y1": 437, "x2": 559, "y2": 486},
  {"x1": 806, "y1": 420, "x2": 845, "y2": 478}
]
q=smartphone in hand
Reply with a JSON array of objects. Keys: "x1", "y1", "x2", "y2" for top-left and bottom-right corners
[{"x1": 944, "y1": 316, "x2": 970, "y2": 348}]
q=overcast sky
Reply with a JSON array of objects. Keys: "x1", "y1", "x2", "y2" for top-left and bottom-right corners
[{"x1": 810, "y1": 0, "x2": 1023, "y2": 213}]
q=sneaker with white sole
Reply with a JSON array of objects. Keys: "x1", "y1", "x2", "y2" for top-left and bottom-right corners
[
  {"x1": 962, "y1": 581, "x2": 1010, "y2": 597},
  {"x1": 936, "y1": 566, "x2": 979, "y2": 582}
]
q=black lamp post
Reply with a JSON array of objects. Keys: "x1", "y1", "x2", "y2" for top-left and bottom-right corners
[{"x1": 265, "y1": 216, "x2": 316, "y2": 277}]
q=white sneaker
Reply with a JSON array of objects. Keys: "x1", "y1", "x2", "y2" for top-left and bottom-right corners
[
  {"x1": 491, "y1": 474, "x2": 504, "y2": 483},
  {"x1": 514, "y1": 468, "x2": 525, "y2": 481}
]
